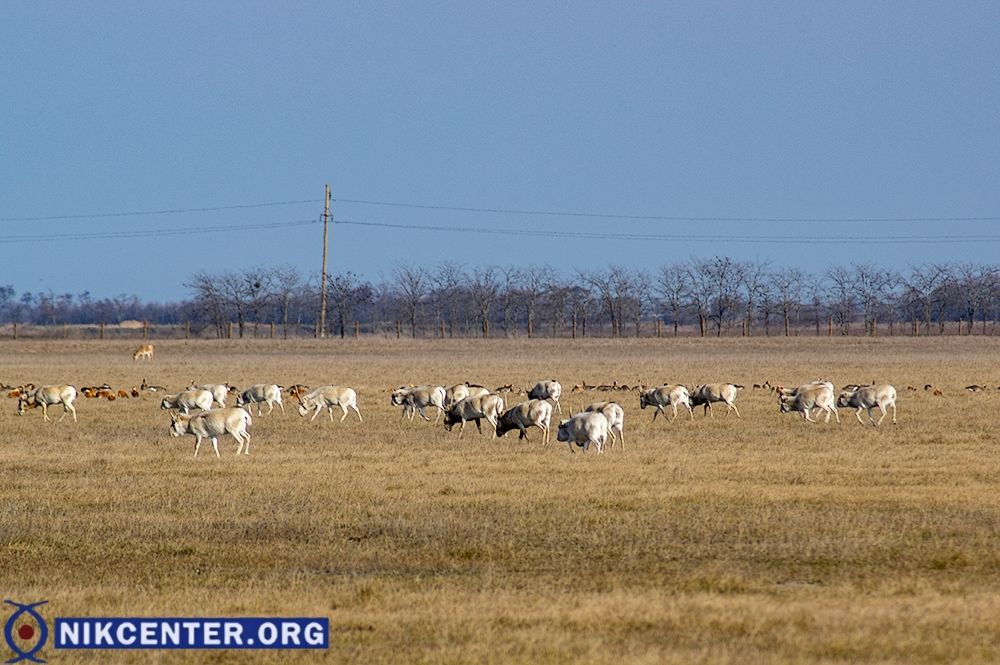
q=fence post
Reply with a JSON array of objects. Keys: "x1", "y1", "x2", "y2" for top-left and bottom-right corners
[
  {"x1": 828, "y1": 316, "x2": 833, "y2": 337},
  {"x1": 63, "y1": 323, "x2": 68, "y2": 339},
  {"x1": 186, "y1": 321, "x2": 191, "y2": 339},
  {"x1": 355, "y1": 321, "x2": 360, "y2": 338},
  {"x1": 12, "y1": 322, "x2": 17, "y2": 340},
  {"x1": 396, "y1": 321, "x2": 401, "y2": 339},
  {"x1": 100, "y1": 322, "x2": 105, "y2": 340}
]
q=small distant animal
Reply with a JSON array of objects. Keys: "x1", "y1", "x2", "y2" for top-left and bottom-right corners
[
  {"x1": 132, "y1": 344, "x2": 154, "y2": 362},
  {"x1": 117, "y1": 389, "x2": 129, "y2": 399},
  {"x1": 965, "y1": 385, "x2": 987, "y2": 393},
  {"x1": 494, "y1": 384, "x2": 514, "y2": 394},
  {"x1": 933, "y1": 389, "x2": 944, "y2": 396},
  {"x1": 906, "y1": 386, "x2": 917, "y2": 392},
  {"x1": 924, "y1": 384, "x2": 934, "y2": 391}
]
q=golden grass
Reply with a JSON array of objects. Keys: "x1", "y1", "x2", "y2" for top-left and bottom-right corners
[{"x1": 2, "y1": 337, "x2": 1000, "y2": 664}]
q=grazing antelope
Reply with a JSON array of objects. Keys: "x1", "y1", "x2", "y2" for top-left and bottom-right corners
[
  {"x1": 442, "y1": 394, "x2": 505, "y2": 436},
  {"x1": 527, "y1": 380, "x2": 562, "y2": 414},
  {"x1": 390, "y1": 385, "x2": 446, "y2": 422},
  {"x1": 778, "y1": 381, "x2": 840, "y2": 424},
  {"x1": 689, "y1": 383, "x2": 743, "y2": 418},
  {"x1": 933, "y1": 388, "x2": 944, "y2": 396},
  {"x1": 189, "y1": 383, "x2": 230, "y2": 407},
  {"x1": 639, "y1": 385, "x2": 693, "y2": 422},
  {"x1": 296, "y1": 386, "x2": 363, "y2": 423},
  {"x1": 496, "y1": 399, "x2": 553, "y2": 445},
  {"x1": 16, "y1": 385, "x2": 78, "y2": 422},
  {"x1": 557, "y1": 411, "x2": 610, "y2": 454},
  {"x1": 494, "y1": 384, "x2": 514, "y2": 394},
  {"x1": 117, "y1": 389, "x2": 129, "y2": 399},
  {"x1": 160, "y1": 389, "x2": 214, "y2": 414},
  {"x1": 965, "y1": 385, "x2": 987, "y2": 393},
  {"x1": 837, "y1": 384, "x2": 898, "y2": 426},
  {"x1": 584, "y1": 401, "x2": 625, "y2": 449},
  {"x1": 169, "y1": 408, "x2": 252, "y2": 457},
  {"x1": 132, "y1": 344, "x2": 154, "y2": 362},
  {"x1": 236, "y1": 384, "x2": 284, "y2": 415}
]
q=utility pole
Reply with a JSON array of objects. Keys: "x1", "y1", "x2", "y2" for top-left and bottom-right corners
[{"x1": 318, "y1": 184, "x2": 331, "y2": 338}]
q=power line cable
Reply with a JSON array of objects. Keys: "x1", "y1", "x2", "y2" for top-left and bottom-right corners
[
  {"x1": 0, "y1": 199, "x2": 323, "y2": 222},
  {"x1": 334, "y1": 218, "x2": 1000, "y2": 245},
  {"x1": 0, "y1": 219, "x2": 317, "y2": 244},
  {"x1": 334, "y1": 197, "x2": 1000, "y2": 223}
]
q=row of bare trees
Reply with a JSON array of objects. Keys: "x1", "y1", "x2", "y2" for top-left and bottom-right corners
[{"x1": 3, "y1": 259, "x2": 999, "y2": 338}]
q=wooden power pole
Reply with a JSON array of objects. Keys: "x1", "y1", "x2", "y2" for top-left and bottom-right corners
[{"x1": 318, "y1": 184, "x2": 331, "y2": 338}]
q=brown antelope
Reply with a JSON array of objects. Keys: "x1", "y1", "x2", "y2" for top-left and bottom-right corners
[{"x1": 132, "y1": 344, "x2": 154, "y2": 362}]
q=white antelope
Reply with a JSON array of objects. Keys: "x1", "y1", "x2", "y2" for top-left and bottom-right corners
[
  {"x1": 557, "y1": 411, "x2": 610, "y2": 454},
  {"x1": 189, "y1": 382, "x2": 230, "y2": 407},
  {"x1": 236, "y1": 384, "x2": 284, "y2": 415},
  {"x1": 689, "y1": 383, "x2": 743, "y2": 418},
  {"x1": 442, "y1": 393, "x2": 506, "y2": 436},
  {"x1": 495, "y1": 399, "x2": 553, "y2": 445},
  {"x1": 16, "y1": 385, "x2": 78, "y2": 422},
  {"x1": 390, "y1": 385, "x2": 446, "y2": 423},
  {"x1": 160, "y1": 389, "x2": 214, "y2": 414},
  {"x1": 132, "y1": 344, "x2": 154, "y2": 361},
  {"x1": 527, "y1": 380, "x2": 562, "y2": 414},
  {"x1": 779, "y1": 381, "x2": 840, "y2": 424},
  {"x1": 639, "y1": 385, "x2": 693, "y2": 421},
  {"x1": 296, "y1": 386, "x2": 363, "y2": 423},
  {"x1": 445, "y1": 383, "x2": 490, "y2": 407},
  {"x1": 584, "y1": 401, "x2": 625, "y2": 449},
  {"x1": 169, "y1": 408, "x2": 252, "y2": 457},
  {"x1": 837, "y1": 384, "x2": 898, "y2": 426}
]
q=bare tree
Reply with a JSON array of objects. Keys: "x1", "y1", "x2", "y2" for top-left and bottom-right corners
[
  {"x1": 393, "y1": 263, "x2": 428, "y2": 338},
  {"x1": 328, "y1": 272, "x2": 373, "y2": 338},
  {"x1": 583, "y1": 265, "x2": 642, "y2": 337},
  {"x1": 655, "y1": 263, "x2": 687, "y2": 336},
  {"x1": 185, "y1": 273, "x2": 227, "y2": 338},
  {"x1": 691, "y1": 256, "x2": 746, "y2": 337},
  {"x1": 741, "y1": 259, "x2": 771, "y2": 336},
  {"x1": 519, "y1": 268, "x2": 548, "y2": 338},
  {"x1": 854, "y1": 263, "x2": 897, "y2": 336},
  {"x1": 499, "y1": 266, "x2": 521, "y2": 338},
  {"x1": 430, "y1": 261, "x2": 465, "y2": 338},
  {"x1": 903, "y1": 264, "x2": 949, "y2": 335},
  {"x1": 771, "y1": 268, "x2": 805, "y2": 336},
  {"x1": 271, "y1": 265, "x2": 301, "y2": 338},
  {"x1": 469, "y1": 267, "x2": 499, "y2": 338},
  {"x1": 955, "y1": 263, "x2": 998, "y2": 334}
]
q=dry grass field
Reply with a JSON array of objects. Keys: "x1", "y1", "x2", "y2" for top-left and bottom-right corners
[{"x1": 3, "y1": 337, "x2": 1000, "y2": 664}]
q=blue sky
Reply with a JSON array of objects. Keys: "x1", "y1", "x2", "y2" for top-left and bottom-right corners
[{"x1": 3, "y1": 1, "x2": 999, "y2": 301}]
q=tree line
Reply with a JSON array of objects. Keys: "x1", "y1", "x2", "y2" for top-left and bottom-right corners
[{"x1": 2, "y1": 259, "x2": 999, "y2": 338}]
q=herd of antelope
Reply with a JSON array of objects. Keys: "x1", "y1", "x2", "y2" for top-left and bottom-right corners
[{"x1": 10, "y1": 342, "x2": 988, "y2": 458}]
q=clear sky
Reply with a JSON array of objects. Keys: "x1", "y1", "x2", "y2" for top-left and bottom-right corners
[{"x1": 4, "y1": 1, "x2": 999, "y2": 301}]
